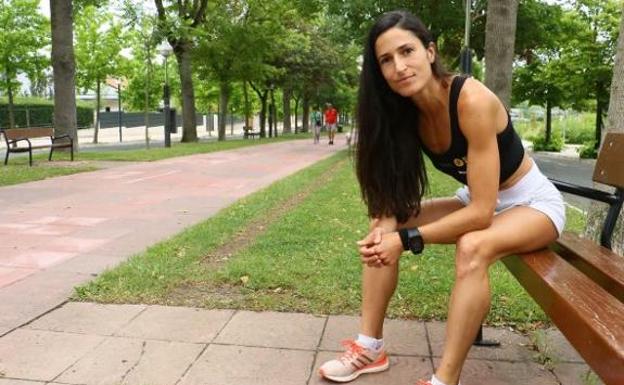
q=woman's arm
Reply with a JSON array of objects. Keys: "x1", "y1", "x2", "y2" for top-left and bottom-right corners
[
  {"x1": 417, "y1": 79, "x2": 501, "y2": 244},
  {"x1": 372, "y1": 80, "x2": 504, "y2": 264}
]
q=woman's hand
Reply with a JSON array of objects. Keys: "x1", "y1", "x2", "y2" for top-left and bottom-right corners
[{"x1": 357, "y1": 228, "x2": 403, "y2": 267}]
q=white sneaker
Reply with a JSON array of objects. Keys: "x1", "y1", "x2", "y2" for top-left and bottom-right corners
[{"x1": 318, "y1": 339, "x2": 389, "y2": 382}]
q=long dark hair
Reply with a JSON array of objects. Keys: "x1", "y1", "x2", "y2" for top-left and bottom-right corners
[{"x1": 356, "y1": 10, "x2": 450, "y2": 223}]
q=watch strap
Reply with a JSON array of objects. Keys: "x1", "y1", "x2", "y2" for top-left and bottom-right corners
[{"x1": 398, "y1": 229, "x2": 409, "y2": 250}]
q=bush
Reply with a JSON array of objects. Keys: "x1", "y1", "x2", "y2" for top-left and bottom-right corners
[
  {"x1": 0, "y1": 100, "x2": 93, "y2": 129},
  {"x1": 530, "y1": 133, "x2": 563, "y2": 152},
  {"x1": 579, "y1": 141, "x2": 598, "y2": 159}
]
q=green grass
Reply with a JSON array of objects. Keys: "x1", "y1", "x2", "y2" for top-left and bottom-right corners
[
  {"x1": 0, "y1": 133, "x2": 311, "y2": 187},
  {"x1": 75, "y1": 133, "x2": 312, "y2": 162},
  {"x1": 0, "y1": 162, "x2": 98, "y2": 187},
  {"x1": 74, "y1": 153, "x2": 587, "y2": 328}
]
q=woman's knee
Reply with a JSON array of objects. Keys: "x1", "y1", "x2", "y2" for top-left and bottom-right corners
[{"x1": 455, "y1": 232, "x2": 493, "y2": 280}]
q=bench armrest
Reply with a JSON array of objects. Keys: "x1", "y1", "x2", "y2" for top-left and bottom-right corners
[
  {"x1": 7, "y1": 137, "x2": 32, "y2": 147},
  {"x1": 52, "y1": 134, "x2": 72, "y2": 142},
  {"x1": 549, "y1": 178, "x2": 619, "y2": 205}
]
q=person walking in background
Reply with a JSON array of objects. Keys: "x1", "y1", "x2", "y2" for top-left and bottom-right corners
[
  {"x1": 311, "y1": 107, "x2": 323, "y2": 144},
  {"x1": 324, "y1": 103, "x2": 338, "y2": 145},
  {"x1": 318, "y1": 10, "x2": 565, "y2": 385}
]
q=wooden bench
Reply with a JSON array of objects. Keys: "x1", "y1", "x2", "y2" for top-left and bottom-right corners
[
  {"x1": 1, "y1": 127, "x2": 74, "y2": 166},
  {"x1": 243, "y1": 126, "x2": 260, "y2": 139},
  {"x1": 502, "y1": 132, "x2": 624, "y2": 384}
]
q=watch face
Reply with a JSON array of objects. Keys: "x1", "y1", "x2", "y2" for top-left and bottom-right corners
[{"x1": 407, "y1": 229, "x2": 423, "y2": 254}]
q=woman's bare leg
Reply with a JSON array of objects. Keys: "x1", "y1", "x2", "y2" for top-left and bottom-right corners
[
  {"x1": 435, "y1": 207, "x2": 559, "y2": 385},
  {"x1": 360, "y1": 197, "x2": 465, "y2": 338}
]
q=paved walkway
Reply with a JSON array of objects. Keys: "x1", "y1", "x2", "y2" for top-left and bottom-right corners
[{"x1": 0, "y1": 137, "x2": 596, "y2": 385}]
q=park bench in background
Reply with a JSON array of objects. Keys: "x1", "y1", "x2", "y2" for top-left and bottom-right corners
[
  {"x1": 243, "y1": 125, "x2": 260, "y2": 139},
  {"x1": 502, "y1": 132, "x2": 624, "y2": 384},
  {"x1": 1, "y1": 127, "x2": 74, "y2": 166}
]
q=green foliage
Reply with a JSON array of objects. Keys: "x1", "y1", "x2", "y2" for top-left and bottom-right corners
[
  {"x1": 0, "y1": 0, "x2": 49, "y2": 126},
  {"x1": 0, "y1": 100, "x2": 94, "y2": 129},
  {"x1": 530, "y1": 132, "x2": 563, "y2": 152},
  {"x1": 74, "y1": 5, "x2": 125, "y2": 94},
  {"x1": 579, "y1": 141, "x2": 598, "y2": 159}
]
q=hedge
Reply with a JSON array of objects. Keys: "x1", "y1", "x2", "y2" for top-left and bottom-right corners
[{"x1": 0, "y1": 102, "x2": 93, "y2": 129}]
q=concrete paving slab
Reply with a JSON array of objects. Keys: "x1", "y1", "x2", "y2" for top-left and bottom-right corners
[
  {"x1": 0, "y1": 380, "x2": 43, "y2": 385},
  {"x1": 319, "y1": 315, "x2": 430, "y2": 356},
  {"x1": 115, "y1": 306, "x2": 234, "y2": 343},
  {"x1": 450, "y1": 358, "x2": 559, "y2": 385},
  {"x1": 0, "y1": 270, "x2": 92, "y2": 334},
  {"x1": 179, "y1": 344, "x2": 314, "y2": 385},
  {"x1": 0, "y1": 329, "x2": 104, "y2": 381},
  {"x1": 552, "y1": 362, "x2": 604, "y2": 385},
  {"x1": 24, "y1": 303, "x2": 146, "y2": 336},
  {"x1": 427, "y1": 321, "x2": 534, "y2": 362},
  {"x1": 46, "y1": 253, "x2": 128, "y2": 276},
  {"x1": 55, "y1": 337, "x2": 204, "y2": 385},
  {"x1": 311, "y1": 351, "x2": 432, "y2": 385},
  {"x1": 214, "y1": 310, "x2": 326, "y2": 350},
  {"x1": 542, "y1": 328, "x2": 584, "y2": 363}
]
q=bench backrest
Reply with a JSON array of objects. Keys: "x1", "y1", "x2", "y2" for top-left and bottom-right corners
[
  {"x1": 2, "y1": 127, "x2": 54, "y2": 140},
  {"x1": 593, "y1": 132, "x2": 624, "y2": 189}
]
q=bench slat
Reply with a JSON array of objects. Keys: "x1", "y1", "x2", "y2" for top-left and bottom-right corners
[
  {"x1": 503, "y1": 250, "x2": 624, "y2": 384},
  {"x1": 3, "y1": 127, "x2": 53, "y2": 140},
  {"x1": 554, "y1": 232, "x2": 624, "y2": 302}
]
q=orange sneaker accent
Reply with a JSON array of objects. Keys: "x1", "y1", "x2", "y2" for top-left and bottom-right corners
[{"x1": 318, "y1": 339, "x2": 389, "y2": 383}]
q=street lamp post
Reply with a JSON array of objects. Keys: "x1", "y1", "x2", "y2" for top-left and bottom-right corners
[
  {"x1": 117, "y1": 82, "x2": 122, "y2": 142},
  {"x1": 158, "y1": 41, "x2": 173, "y2": 148},
  {"x1": 460, "y1": 0, "x2": 472, "y2": 75}
]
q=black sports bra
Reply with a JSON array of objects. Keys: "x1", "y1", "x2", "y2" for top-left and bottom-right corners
[{"x1": 421, "y1": 75, "x2": 525, "y2": 185}]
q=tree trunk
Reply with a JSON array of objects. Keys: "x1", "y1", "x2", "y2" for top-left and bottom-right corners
[
  {"x1": 545, "y1": 99, "x2": 552, "y2": 144},
  {"x1": 282, "y1": 87, "x2": 292, "y2": 134},
  {"x1": 294, "y1": 95, "x2": 300, "y2": 134},
  {"x1": 6, "y1": 74, "x2": 15, "y2": 129},
  {"x1": 249, "y1": 82, "x2": 268, "y2": 138},
  {"x1": 302, "y1": 96, "x2": 310, "y2": 133},
  {"x1": 270, "y1": 88, "x2": 277, "y2": 137},
  {"x1": 585, "y1": 12, "x2": 624, "y2": 254},
  {"x1": 484, "y1": 0, "x2": 519, "y2": 109},
  {"x1": 144, "y1": 43, "x2": 151, "y2": 149},
  {"x1": 594, "y1": 94, "x2": 603, "y2": 151},
  {"x1": 50, "y1": 0, "x2": 78, "y2": 148},
  {"x1": 218, "y1": 81, "x2": 229, "y2": 141},
  {"x1": 93, "y1": 80, "x2": 101, "y2": 144},
  {"x1": 244, "y1": 81, "x2": 251, "y2": 128},
  {"x1": 175, "y1": 42, "x2": 198, "y2": 142}
]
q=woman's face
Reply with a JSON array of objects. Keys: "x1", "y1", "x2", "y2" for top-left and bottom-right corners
[{"x1": 374, "y1": 27, "x2": 436, "y2": 97}]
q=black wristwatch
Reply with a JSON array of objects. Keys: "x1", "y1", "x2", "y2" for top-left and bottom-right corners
[{"x1": 398, "y1": 228, "x2": 424, "y2": 255}]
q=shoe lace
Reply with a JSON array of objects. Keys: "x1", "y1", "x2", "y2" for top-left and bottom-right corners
[{"x1": 338, "y1": 339, "x2": 366, "y2": 364}]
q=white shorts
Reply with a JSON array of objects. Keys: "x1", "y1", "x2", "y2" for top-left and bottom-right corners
[
  {"x1": 327, "y1": 123, "x2": 337, "y2": 132},
  {"x1": 455, "y1": 161, "x2": 566, "y2": 235}
]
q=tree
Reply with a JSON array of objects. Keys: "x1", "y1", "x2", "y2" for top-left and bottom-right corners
[
  {"x1": 560, "y1": 0, "x2": 620, "y2": 150},
  {"x1": 155, "y1": 0, "x2": 208, "y2": 142},
  {"x1": 484, "y1": 0, "x2": 519, "y2": 108},
  {"x1": 50, "y1": 0, "x2": 78, "y2": 144},
  {"x1": 585, "y1": 6, "x2": 624, "y2": 254},
  {"x1": 123, "y1": 1, "x2": 160, "y2": 148},
  {"x1": 74, "y1": 5, "x2": 123, "y2": 143},
  {"x1": 0, "y1": 0, "x2": 48, "y2": 129}
]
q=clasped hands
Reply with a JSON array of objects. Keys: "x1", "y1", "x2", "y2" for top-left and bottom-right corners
[{"x1": 357, "y1": 227, "x2": 403, "y2": 267}]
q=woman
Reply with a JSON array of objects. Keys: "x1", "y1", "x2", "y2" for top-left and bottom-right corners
[{"x1": 318, "y1": 10, "x2": 565, "y2": 385}]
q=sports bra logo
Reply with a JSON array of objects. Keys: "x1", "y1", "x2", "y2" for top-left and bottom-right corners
[{"x1": 453, "y1": 157, "x2": 467, "y2": 168}]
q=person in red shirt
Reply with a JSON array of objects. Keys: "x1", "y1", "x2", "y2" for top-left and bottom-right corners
[{"x1": 324, "y1": 103, "x2": 338, "y2": 145}]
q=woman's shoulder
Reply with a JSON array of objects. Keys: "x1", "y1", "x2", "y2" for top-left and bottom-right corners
[{"x1": 456, "y1": 77, "x2": 501, "y2": 115}]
